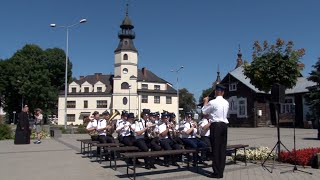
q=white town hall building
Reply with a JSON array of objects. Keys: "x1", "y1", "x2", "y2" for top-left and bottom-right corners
[{"x1": 57, "y1": 11, "x2": 178, "y2": 125}]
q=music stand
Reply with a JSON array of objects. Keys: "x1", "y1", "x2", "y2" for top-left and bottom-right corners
[
  {"x1": 261, "y1": 102, "x2": 291, "y2": 173},
  {"x1": 280, "y1": 103, "x2": 312, "y2": 175}
]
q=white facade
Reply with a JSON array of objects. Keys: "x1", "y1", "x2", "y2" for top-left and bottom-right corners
[{"x1": 57, "y1": 13, "x2": 178, "y2": 125}]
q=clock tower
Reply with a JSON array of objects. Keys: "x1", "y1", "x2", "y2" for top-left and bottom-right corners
[{"x1": 112, "y1": 5, "x2": 138, "y2": 114}]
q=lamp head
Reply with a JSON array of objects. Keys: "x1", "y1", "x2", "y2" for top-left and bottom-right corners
[
  {"x1": 50, "y1": 24, "x2": 56, "y2": 27},
  {"x1": 80, "y1": 19, "x2": 87, "y2": 23}
]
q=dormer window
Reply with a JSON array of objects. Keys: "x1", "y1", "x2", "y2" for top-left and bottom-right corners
[
  {"x1": 142, "y1": 84, "x2": 148, "y2": 90},
  {"x1": 97, "y1": 87, "x2": 102, "y2": 92},
  {"x1": 71, "y1": 88, "x2": 76, "y2": 93},
  {"x1": 229, "y1": 83, "x2": 237, "y2": 91},
  {"x1": 154, "y1": 85, "x2": 160, "y2": 90},
  {"x1": 123, "y1": 54, "x2": 128, "y2": 60},
  {"x1": 84, "y1": 87, "x2": 89, "y2": 93}
]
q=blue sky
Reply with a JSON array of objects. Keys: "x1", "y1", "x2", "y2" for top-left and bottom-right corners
[{"x1": 0, "y1": 0, "x2": 319, "y2": 102}]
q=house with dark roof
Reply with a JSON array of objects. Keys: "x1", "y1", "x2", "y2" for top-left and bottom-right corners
[
  {"x1": 57, "y1": 8, "x2": 177, "y2": 125},
  {"x1": 219, "y1": 48, "x2": 316, "y2": 127}
]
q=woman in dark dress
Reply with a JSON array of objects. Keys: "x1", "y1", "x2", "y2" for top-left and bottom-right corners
[{"x1": 14, "y1": 105, "x2": 31, "y2": 144}]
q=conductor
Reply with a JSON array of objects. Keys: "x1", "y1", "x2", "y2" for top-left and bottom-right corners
[{"x1": 202, "y1": 84, "x2": 229, "y2": 179}]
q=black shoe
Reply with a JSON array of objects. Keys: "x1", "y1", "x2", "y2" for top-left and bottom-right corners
[
  {"x1": 199, "y1": 161, "x2": 208, "y2": 166},
  {"x1": 172, "y1": 162, "x2": 179, "y2": 166},
  {"x1": 150, "y1": 164, "x2": 157, "y2": 169},
  {"x1": 145, "y1": 164, "x2": 151, "y2": 170},
  {"x1": 164, "y1": 163, "x2": 170, "y2": 167},
  {"x1": 135, "y1": 160, "x2": 141, "y2": 165},
  {"x1": 210, "y1": 173, "x2": 223, "y2": 179}
]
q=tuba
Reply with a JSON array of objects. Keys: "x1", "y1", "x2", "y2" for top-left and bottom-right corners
[
  {"x1": 106, "y1": 109, "x2": 120, "y2": 135},
  {"x1": 109, "y1": 109, "x2": 120, "y2": 121}
]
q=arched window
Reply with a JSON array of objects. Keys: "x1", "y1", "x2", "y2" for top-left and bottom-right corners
[
  {"x1": 123, "y1": 97, "x2": 128, "y2": 105},
  {"x1": 121, "y1": 82, "x2": 129, "y2": 89},
  {"x1": 123, "y1": 54, "x2": 128, "y2": 60}
]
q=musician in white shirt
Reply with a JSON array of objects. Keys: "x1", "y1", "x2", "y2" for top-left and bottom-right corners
[
  {"x1": 181, "y1": 112, "x2": 208, "y2": 165},
  {"x1": 116, "y1": 112, "x2": 136, "y2": 146},
  {"x1": 202, "y1": 84, "x2": 229, "y2": 178},
  {"x1": 199, "y1": 113, "x2": 211, "y2": 147},
  {"x1": 86, "y1": 111, "x2": 99, "y2": 141},
  {"x1": 131, "y1": 111, "x2": 156, "y2": 169},
  {"x1": 158, "y1": 112, "x2": 182, "y2": 167}
]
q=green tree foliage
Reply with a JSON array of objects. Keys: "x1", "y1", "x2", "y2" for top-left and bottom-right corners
[
  {"x1": 1, "y1": 44, "x2": 72, "y2": 118},
  {"x1": 0, "y1": 124, "x2": 12, "y2": 140},
  {"x1": 198, "y1": 87, "x2": 212, "y2": 104},
  {"x1": 179, "y1": 88, "x2": 196, "y2": 113},
  {"x1": 244, "y1": 39, "x2": 305, "y2": 92},
  {"x1": 305, "y1": 58, "x2": 320, "y2": 119}
]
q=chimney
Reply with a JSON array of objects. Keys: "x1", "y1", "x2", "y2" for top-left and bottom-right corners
[
  {"x1": 235, "y1": 45, "x2": 243, "y2": 69},
  {"x1": 80, "y1": 76, "x2": 85, "y2": 80},
  {"x1": 95, "y1": 73, "x2": 102, "y2": 81},
  {"x1": 142, "y1": 67, "x2": 147, "y2": 78}
]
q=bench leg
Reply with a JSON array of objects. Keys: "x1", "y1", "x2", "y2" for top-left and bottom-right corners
[
  {"x1": 186, "y1": 153, "x2": 190, "y2": 169},
  {"x1": 244, "y1": 147, "x2": 247, "y2": 166},
  {"x1": 114, "y1": 150, "x2": 117, "y2": 170},
  {"x1": 109, "y1": 150, "x2": 112, "y2": 168},
  {"x1": 80, "y1": 142, "x2": 83, "y2": 154},
  {"x1": 99, "y1": 148, "x2": 102, "y2": 164},
  {"x1": 133, "y1": 158, "x2": 136, "y2": 180},
  {"x1": 234, "y1": 148, "x2": 237, "y2": 164}
]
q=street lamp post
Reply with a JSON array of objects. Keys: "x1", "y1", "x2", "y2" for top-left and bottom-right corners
[
  {"x1": 171, "y1": 66, "x2": 184, "y2": 123},
  {"x1": 50, "y1": 18, "x2": 87, "y2": 129},
  {"x1": 128, "y1": 85, "x2": 131, "y2": 113}
]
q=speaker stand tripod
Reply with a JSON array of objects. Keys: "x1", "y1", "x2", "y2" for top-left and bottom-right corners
[
  {"x1": 262, "y1": 104, "x2": 290, "y2": 173},
  {"x1": 280, "y1": 104, "x2": 312, "y2": 175}
]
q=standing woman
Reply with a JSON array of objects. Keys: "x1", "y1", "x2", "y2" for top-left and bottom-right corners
[
  {"x1": 14, "y1": 105, "x2": 31, "y2": 144},
  {"x1": 202, "y1": 84, "x2": 229, "y2": 179},
  {"x1": 34, "y1": 108, "x2": 43, "y2": 144}
]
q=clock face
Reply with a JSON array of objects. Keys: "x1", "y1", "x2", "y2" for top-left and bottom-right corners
[{"x1": 123, "y1": 68, "x2": 128, "y2": 74}]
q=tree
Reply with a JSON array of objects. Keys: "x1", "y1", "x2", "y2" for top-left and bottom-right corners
[
  {"x1": 304, "y1": 58, "x2": 320, "y2": 139},
  {"x1": 244, "y1": 38, "x2": 305, "y2": 92},
  {"x1": 1, "y1": 44, "x2": 71, "y2": 120},
  {"x1": 179, "y1": 88, "x2": 196, "y2": 114},
  {"x1": 198, "y1": 87, "x2": 212, "y2": 105}
]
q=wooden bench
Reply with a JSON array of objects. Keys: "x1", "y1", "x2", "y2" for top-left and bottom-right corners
[
  {"x1": 227, "y1": 144, "x2": 249, "y2": 166},
  {"x1": 121, "y1": 149, "x2": 196, "y2": 180},
  {"x1": 92, "y1": 143, "x2": 124, "y2": 163},
  {"x1": 77, "y1": 139, "x2": 99, "y2": 157},
  {"x1": 107, "y1": 146, "x2": 140, "y2": 170}
]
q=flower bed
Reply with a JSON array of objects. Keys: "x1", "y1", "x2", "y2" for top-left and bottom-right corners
[
  {"x1": 279, "y1": 147, "x2": 320, "y2": 166},
  {"x1": 232, "y1": 146, "x2": 275, "y2": 162}
]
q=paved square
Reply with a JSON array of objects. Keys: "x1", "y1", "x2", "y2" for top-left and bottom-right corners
[{"x1": 0, "y1": 127, "x2": 319, "y2": 180}]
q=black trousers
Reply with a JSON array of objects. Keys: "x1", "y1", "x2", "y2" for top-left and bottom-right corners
[
  {"x1": 135, "y1": 138, "x2": 154, "y2": 165},
  {"x1": 119, "y1": 136, "x2": 136, "y2": 146},
  {"x1": 210, "y1": 122, "x2": 228, "y2": 176},
  {"x1": 201, "y1": 136, "x2": 212, "y2": 160},
  {"x1": 149, "y1": 137, "x2": 162, "y2": 151},
  {"x1": 160, "y1": 138, "x2": 182, "y2": 163}
]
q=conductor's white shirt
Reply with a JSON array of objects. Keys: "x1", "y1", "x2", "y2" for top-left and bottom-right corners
[{"x1": 202, "y1": 96, "x2": 229, "y2": 124}]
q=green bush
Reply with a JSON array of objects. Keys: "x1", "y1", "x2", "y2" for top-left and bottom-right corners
[
  {"x1": 59, "y1": 127, "x2": 67, "y2": 134},
  {"x1": 0, "y1": 124, "x2": 13, "y2": 140},
  {"x1": 77, "y1": 124, "x2": 87, "y2": 134}
]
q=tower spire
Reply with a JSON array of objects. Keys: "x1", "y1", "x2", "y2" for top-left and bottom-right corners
[
  {"x1": 126, "y1": 3, "x2": 129, "y2": 16},
  {"x1": 235, "y1": 44, "x2": 243, "y2": 69},
  {"x1": 114, "y1": 3, "x2": 137, "y2": 53},
  {"x1": 212, "y1": 65, "x2": 221, "y2": 89}
]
